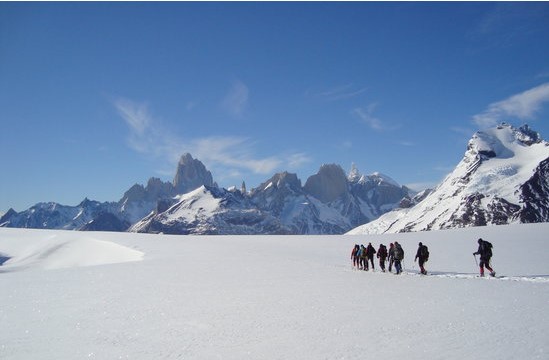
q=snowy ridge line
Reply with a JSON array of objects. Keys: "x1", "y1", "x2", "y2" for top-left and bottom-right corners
[{"x1": 343, "y1": 266, "x2": 549, "y2": 283}]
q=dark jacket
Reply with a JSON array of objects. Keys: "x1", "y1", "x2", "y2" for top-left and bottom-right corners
[
  {"x1": 377, "y1": 245, "x2": 388, "y2": 260},
  {"x1": 388, "y1": 246, "x2": 395, "y2": 260},
  {"x1": 365, "y1": 244, "x2": 376, "y2": 258},
  {"x1": 415, "y1": 245, "x2": 429, "y2": 261},
  {"x1": 474, "y1": 240, "x2": 492, "y2": 261},
  {"x1": 394, "y1": 244, "x2": 404, "y2": 261}
]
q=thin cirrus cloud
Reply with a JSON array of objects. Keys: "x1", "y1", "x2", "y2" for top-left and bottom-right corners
[
  {"x1": 114, "y1": 97, "x2": 309, "y2": 178},
  {"x1": 351, "y1": 103, "x2": 384, "y2": 131},
  {"x1": 222, "y1": 80, "x2": 249, "y2": 117},
  {"x1": 114, "y1": 98, "x2": 179, "y2": 158},
  {"x1": 472, "y1": 82, "x2": 549, "y2": 128}
]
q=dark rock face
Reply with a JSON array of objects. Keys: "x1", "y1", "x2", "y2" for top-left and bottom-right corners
[
  {"x1": 80, "y1": 212, "x2": 130, "y2": 232},
  {"x1": 399, "y1": 189, "x2": 433, "y2": 209},
  {"x1": 303, "y1": 164, "x2": 348, "y2": 203},
  {"x1": 0, "y1": 208, "x2": 18, "y2": 226},
  {"x1": 251, "y1": 172, "x2": 304, "y2": 216},
  {"x1": 516, "y1": 157, "x2": 549, "y2": 223},
  {"x1": 487, "y1": 197, "x2": 521, "y2": 225},
  {"x1": 173, "y1": 153, "x2": 214, "y2": 194}
]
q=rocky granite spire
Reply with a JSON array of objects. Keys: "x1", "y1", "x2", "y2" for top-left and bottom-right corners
[
  {"x1": 303, "y1": 164, "x2": 349, "y2": 203},
  {"x1": 173, "y1": 153, "x2": 215, "y2": 194}
]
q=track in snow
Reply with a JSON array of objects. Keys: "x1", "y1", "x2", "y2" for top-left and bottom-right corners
[{"x1": 346, "y1": 267, "x2": 549, "y2": 283}]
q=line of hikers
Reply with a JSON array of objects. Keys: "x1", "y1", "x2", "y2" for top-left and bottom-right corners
[{"x1": 350, "y1": 238, "x2": 495, "y2": 277}]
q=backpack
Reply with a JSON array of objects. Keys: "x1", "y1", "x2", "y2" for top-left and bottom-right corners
[
  {"x1": 421, "y1": 245, "x2": 429, "y2": 261},
  {"x1": 394, "y1": 245, "x2": 404, "y2": 260},
  {"x1": 483, "y1": 241, "x2": 493, "y2": 257},
  {"x1": 378, "y1": 245, "x2": 387, "y2": 258}
]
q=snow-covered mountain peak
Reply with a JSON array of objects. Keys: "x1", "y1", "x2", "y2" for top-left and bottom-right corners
[
  {"x1": 458, "y1": 124, "x2": 548, "y2": 196},
  {"x1": 466, "y1": 123, "x2": 546, "y2": 160},
  {"x1": 348, "y1": 163, "x2": 361, "y2": 183},
  {"x1": 349, "y1": 123, "x2": 549, "y2": 234},
  {"x1": 347, "y1": 164, "x2": 400, "y2": 187},
  {"x1": 369, "y1": 172, "x2": 400, "y2": 187},
  {"x1": 254, "y1": 172, "x2": 302, "y2": 193}
]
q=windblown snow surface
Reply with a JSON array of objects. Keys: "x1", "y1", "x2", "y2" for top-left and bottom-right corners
[{"x1": 1, "y1": 224, "x2": 548, "y2": 359}]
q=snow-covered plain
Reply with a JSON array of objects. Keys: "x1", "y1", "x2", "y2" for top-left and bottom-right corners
[{"x1": 1, "y1": 224, "x2": 548, "y2": 359}]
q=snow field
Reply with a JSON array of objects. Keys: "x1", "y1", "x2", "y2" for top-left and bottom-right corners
[{"x1": 0, "y1": 224, "x2": 548, "y2": 359}]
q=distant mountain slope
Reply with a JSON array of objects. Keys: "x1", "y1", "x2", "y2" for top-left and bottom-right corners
[
  {"x1": 129, "y1": 186, "x2": 289, "y2": 235},
  {"x1": 0, "y1": 153, "x2": 213, "y2": 231},
  {"x1": 0, "y1": 199, "x2": 118, "y2": 230},
  {"x1": 348, "y1": 124, "x2": 549, "y2": 234}
]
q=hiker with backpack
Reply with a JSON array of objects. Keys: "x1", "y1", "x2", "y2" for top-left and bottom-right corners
[
  {"x1": 388, "y1": 243, "x2": 395, "y2": 273},
  {"x1": 365, "y1": 242, "x2": 376, "y2": 271},
  {"x1": 393, "y1": 241, "x2": 404, "y2": 274},
  {"x1": 414, "y1": 242, "x2": 429, "y2": 275},
  {"x1": 359, "y1": 244, "x2": 368, "y2": 270},
  {"x1": 351, "y1": 244, "x2": 360, "y2": 268},
  {"x1": 473, "y1": 238, "x2": 496, "y2": 277},
  {"x1": 377, "y1": 243, "x2": 388, "y2": 272}
]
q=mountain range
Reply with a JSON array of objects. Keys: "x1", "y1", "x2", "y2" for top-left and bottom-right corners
[
  {"x1": 0, "y1": 153, "x2": 411, "y2": 235},
  {"x1": 2, "y1": 123, "x2": 548, "y2": 235}
]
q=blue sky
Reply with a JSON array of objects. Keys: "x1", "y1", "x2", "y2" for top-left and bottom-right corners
[{"x1": 1, "y1": 2, "x2": 549, "y2": 212}]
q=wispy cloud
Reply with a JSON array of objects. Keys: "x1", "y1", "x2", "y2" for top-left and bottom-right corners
[
  {"x1": 472, "y1": 83, "x2": 549, "y2": 128},
  {"x1": 189, "y1": 136, "x2": 282, "y2": 174},
  {"x1": 185, "y1": 101, "x2": 198, "y2": 111},
  {"x1": 116, "y1": 98, "x2": 150, "y2": 136},
  {"x1": 287, "y1": 153, "x2": 312, "y2": 169},
  {"x1": 468, "y1": 3, "x2": 549, "y2": 54},
  {"x1": 222, "y1": 80, "x2": 249, "y2": 117},
  {"x1": 476, "y1": 4, "x2": 515, "y2": 36},
  {"x1": 536, "y1": 71, "x2": 549, "y2": 80},
  {"x1": 307, "y1": 84, "x2": 367, "y2": 101},
  {"x1": 338, "y1": 141, "x2": 353, "y2": 150},
  {"x1": 352, "y1": 103, "x2": 384, "y2": 131},
  {"x1": 114, "y1": 98, "x2": 310, "y2": 182},
  {"x1": 115, "y1": 98, "x2": 179, "y2": 158},
  {"x1": 397, "y1": 141, "x2": 415, "y2": 147}
]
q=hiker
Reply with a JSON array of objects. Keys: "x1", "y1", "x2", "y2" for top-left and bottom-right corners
[
  {"x1": 377, "y1": 243, "x2": 388, "y2": 272},
  {"x1": 473, "y1": 238, "x2": 496, "y2": 277},
  {"x1": 393, "y1": 241, "x2": 404, "y2": 274},
  {"x1": 359, "y1": 244, "x2": 368, "y2": 270},
  {"x1": 414, "y1": 242, "x2": 429, "y2": 275},
  {"x1": 351, "y1": 244, "x2": 360, "y2": 268},
  {"x1": 388, "y1": 243, "x2": 395, "y2": 273},
  {"x1": 365, "y1": 243, "x2": 376, "y2": 271}
]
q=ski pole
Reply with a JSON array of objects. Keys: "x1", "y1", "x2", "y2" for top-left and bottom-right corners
[{"x1": 473, "y1": 254, "x2": 478, "y2": 267}]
